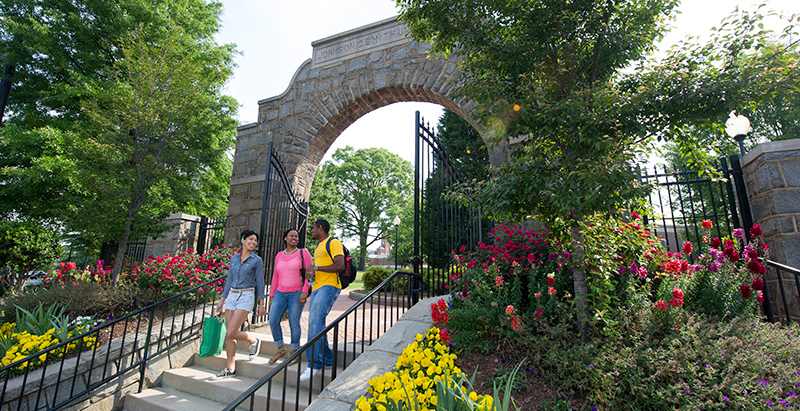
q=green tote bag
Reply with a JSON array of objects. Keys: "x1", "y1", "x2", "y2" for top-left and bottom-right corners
[{"x1": 198, "y1": 315, "x2": 226, "y2": 357}]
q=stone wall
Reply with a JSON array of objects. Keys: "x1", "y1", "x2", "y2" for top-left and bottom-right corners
[
  {"x1": 742, "y1": 138, "x2": 800, "y2": 321},
  {"x1": 143, "y1": 214, "x2": 202, "y2": 257}
]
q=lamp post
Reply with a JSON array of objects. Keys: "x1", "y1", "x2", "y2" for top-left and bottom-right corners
[
  {"x1": 393, "y1": 216, "x2": 401, "y2": 270},
  {"x1": 725, "y1": 111, "x2": 751, "y2": 158}
]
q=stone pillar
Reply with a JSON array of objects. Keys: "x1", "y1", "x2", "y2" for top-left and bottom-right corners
[
  {"x1": 144, "y1": 214, "x2": 202, "y2": 257},
  {"x1": 742, "y1": 138, "x2": 800, "y2": 322}
]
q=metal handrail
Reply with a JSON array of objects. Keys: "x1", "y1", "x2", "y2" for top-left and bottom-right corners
[
  {"x1": 764, "y1": 259, "x2": 800, "y2": 325},
  {"x1": 223, "y1": 270, "x2": 421, "y2": 411},
  {"x1": 0, "y1": 274, "x2": 227, "y2": 410}
]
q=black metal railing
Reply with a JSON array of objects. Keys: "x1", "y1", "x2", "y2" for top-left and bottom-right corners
[
  {"x1": 0, "y1": 276, "x2": 225, "y2": 410},
  {"x1": 223, "y1": 271, "x2": 421, "y2": 410},
  {"x1": 764, "y1": 260, "x2": 800, "y2": 325},
  {"x1": 197, "y1": 216, "x2": 227, "y2": 255}
]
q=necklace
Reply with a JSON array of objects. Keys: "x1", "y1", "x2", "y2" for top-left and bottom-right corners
[{"x1": 284, "y1": 248, "x2": 299, "y2": 255}]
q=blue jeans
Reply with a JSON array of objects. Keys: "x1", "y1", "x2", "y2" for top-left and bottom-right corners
[
  {"x1": 305, "y1": 285, "x2": 340, "y2": 369},
  {"x1": 268, "y1": 290, "x2": 304, "y2": 351}
]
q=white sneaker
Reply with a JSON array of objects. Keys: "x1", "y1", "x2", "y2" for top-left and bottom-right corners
[
  {"x1": 299, "y1": 367, "x2": 318, "y2": 382},
  {"x1": 249, "y1": 338, "x2": 261, "y2": 360}
]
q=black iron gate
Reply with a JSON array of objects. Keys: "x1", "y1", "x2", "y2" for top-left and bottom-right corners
[
  {"x1": 413, "y1": 111, "x2": 487, "y2": 302},
  {"x1": 255, "y1": 142, "x2": 308, "y2": 321},
  {"x1": 196, "y1": 216, "x2": 226, "y2": 255}
]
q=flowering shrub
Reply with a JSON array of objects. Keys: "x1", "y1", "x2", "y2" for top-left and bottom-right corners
[
  {"x1": 44, "y1": 260, "x2": 113, "y2": 286},
  {"x1": 125, "y1": 245, "x2": 234, "y2": 298}
]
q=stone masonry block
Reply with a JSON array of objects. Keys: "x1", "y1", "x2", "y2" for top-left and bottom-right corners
[
  {"x1": 772, "y1": 191, "x2": 800, "y2": 214},
  {"x1": 750, "y1": 195, "x2": 771, "y2": 223},
  {"x1": 783, "y1": 159, "x2": 800, "y2": 188},
  {"x1": 754, "y1": 162, "x2": 784, "y2": 192}
]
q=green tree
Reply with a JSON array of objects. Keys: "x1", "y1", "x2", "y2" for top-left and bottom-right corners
[
  {"x1": 76, "y1": 20, "x2": 236, "y2": 285},
  {"x1": 0, "y1": 219, "x2": 62, "y2": 294},
  {"x1": 398, "y1": 0, "x2": 799, "y2": 334},
  {"x1": 0, "y1": 0, "x2": 237, "y2": 282},
  {"x1": 436, "y1": 109, "x2": 489, "y2": 182},
  {"x1": 310, "y1": 146, "x2": 413, "y2": 270}
]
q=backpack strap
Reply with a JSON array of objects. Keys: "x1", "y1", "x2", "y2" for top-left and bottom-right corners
[{"x1": 325, "y1": 237, "x2": 342, "y2": 286}]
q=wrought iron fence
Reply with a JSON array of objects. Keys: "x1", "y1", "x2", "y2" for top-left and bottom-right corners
[
  {"x1": 413, "y1": 111, "x2": 487, "y2": 302},
  {"x1": 99, "y1": 237, "x2": 148, "y2": 266},
  {"x1": 196, "y1": 216, "x2": 227, "y2": 255},
  {"x1": 222, "y1": 271, "x2": 420, "y2": 410},
  {"x1": 636, "y1": 157, "x2": 743, "y2": 258},
  {"x1": 0, "y1": 276, "x2": 225, "y2": 410},
  {"x1": 764, "y1": 260, "x2": 800, "y2": 325}
]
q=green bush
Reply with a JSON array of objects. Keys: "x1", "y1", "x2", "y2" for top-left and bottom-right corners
[{"x1": 363, "y1": 266, "x2": 392, "y2": 290}]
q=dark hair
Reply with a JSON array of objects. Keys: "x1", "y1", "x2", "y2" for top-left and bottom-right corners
[
  {"x1": 282, "y1": 228, "x2": 298, "y2": 246},
  {"x1": 240, "y1": 230, "x2": 259, "y2": 243},
  {"x1": 313, "y1": 219, "x2": 330, "y2": 235}
]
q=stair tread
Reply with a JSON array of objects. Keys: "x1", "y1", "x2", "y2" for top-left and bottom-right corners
[{"x1": 124, "y1": 386, "x2": 228, "y2": 411}]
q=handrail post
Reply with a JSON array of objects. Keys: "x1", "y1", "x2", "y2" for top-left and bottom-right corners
[{"x1": 138, "y1": 309, "x2": 156, "y2": 393}]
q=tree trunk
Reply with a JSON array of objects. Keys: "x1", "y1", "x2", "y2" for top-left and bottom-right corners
[
  {"x1": 358, "y1": 234, "x2": 368, "y2": 271},
  {"x1": 570, "y1": 220, "x2": 590, "y2": 340},
  {"x1": 111, "y1": 209, "x2": 136, "y2": 287}
]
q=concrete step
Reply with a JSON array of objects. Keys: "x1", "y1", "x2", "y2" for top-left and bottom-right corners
[{"x1": 124, "y1": 386, "x2": 228, "y2": 411}]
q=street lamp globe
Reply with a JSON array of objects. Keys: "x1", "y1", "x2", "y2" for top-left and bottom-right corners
[{"x1": 725, "y1": 111, "x2": 751, "y2": 157}]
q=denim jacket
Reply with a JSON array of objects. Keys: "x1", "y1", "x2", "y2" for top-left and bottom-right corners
[{"x1": 221, "y1": 252, "x2": 265, "y2": 301}]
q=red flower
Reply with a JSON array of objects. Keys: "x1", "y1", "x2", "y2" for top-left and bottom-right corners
[
  {"x1": 672, "y1": 288, "x2": 684, "y2": 299},
  {"x1": 710, "y1": 238, "x2": 722, "y2": 250},
  {"x1": 505, "y1": 305, "x2": 515, "y2": 315},
  {"x1": 548, "y1": 287, "x2": 557, "y2": 295},
  {"x1": 740, "y1": 284, "x2": 752, "y2": 298},
  {"x1": 439, "y1": 328, "x2": 451, "y2": 344},
  {"x1": 757, "y1": 290, "x2": 764, "y2": 303},
  {"x1": 750, "y1": 225, "x2": 763, "y2": 238},
  {"x1": 655, "y1": 300, "x2": 669, "y2": 311},
  {"x1": 632, "y1": 211, "x2": 640, "y2": 220},
  {"x1": 681, "y1": 242, "x2": 693, "y2": 255},
  {"x1": 546, "y1": 276, "x2": 555, "y2": 286},
  {"x1": 670, "y1": 297, "x2": 684, "y2": 307},
  {"x1": 510, "y1": 315, "x2": 521, "y2": 331},
  {"x1": 724, "y1": 246, "x2": 740, "y2": 262},
  {"x1": 752, "y1": 277, "x2": 764, "y2": 291},
  {"x1": 748, "y1": 260, "x2": 766, "y2": 275},
  {"x1": 495, "y1": 275, "x2": 505, "y2": 287},
  {"x1": 702, "y1": 220, "x2": 713, "y2": 230}
]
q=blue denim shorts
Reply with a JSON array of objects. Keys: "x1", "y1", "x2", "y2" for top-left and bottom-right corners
[{"x1": 224, "y1": 289, "x2": 255, "y2": 313}]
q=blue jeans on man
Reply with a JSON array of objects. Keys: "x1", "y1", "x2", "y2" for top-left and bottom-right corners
[
  {"x1": 305, "y1": 284, "x2": 340, "y2": 369},
  {"x1": 268, "y1": 290, "x2": 304, "y2": 351}
]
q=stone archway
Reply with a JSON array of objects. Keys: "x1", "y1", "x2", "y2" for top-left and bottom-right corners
[{"x1": 225, "y1": 16, "x2": 498, "y2": 241}]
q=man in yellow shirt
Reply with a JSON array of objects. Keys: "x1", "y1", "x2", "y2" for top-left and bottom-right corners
[{"x1": 299, "y1": 219, "x2": 344, "y2": 382}]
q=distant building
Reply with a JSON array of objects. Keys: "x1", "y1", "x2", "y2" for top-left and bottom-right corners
[{"x1": 368, "y1": 238, "x2": 392, "y2": 266}]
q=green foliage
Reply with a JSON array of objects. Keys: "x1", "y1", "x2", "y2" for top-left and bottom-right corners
[
  {"x1": 363, "y1": 266, "x2": 392, "y2": 290},
  {"x1": 309, "y1": 146, "x2": 413, "y2": 270},
  {"x1": 486, "y1": 362, "x2": 528, "y2": 395},
  {"x1": 13, "y1": 303, "x2": 69, "y2": 336},
  {"x1": 0, "y1": 219, "x2": 62, "y2": 294},
  {"x1": 436, "y1": 109, "x2": 489, "y2": 182}
]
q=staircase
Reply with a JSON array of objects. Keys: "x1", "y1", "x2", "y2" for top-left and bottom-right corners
[{"x1": 124, "y1": 328, "x2": 352, "y2": 411}]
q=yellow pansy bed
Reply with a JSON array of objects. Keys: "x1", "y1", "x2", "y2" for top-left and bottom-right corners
[
  {"x1": 355, "y1": 326, "x2": 497, "y2": 411},
  {"x1": 0, "y1": 322, "x2": 97, "y2": 375}
]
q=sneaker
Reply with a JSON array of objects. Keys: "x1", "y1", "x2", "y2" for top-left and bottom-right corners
[
  {"x1": 211, "y1": 368, "x2": 235, "y2": 380},
  {"x1": 299, "y1": 367, "x2": 319, "y2": 382},
  {"x1": 249, "y1": 338, "x2": 261, "y2": 360}
]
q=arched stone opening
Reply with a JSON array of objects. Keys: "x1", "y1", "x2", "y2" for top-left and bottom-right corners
[{"x1": 226, "y1": 17, "x2": 498, "y2": 239}]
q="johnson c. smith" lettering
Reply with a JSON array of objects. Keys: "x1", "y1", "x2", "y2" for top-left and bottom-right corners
[{"x1": 314, "y1": 25, "x2": 409, "y2": 65}]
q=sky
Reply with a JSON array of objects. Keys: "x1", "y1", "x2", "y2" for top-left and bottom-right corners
[{"x1": 214, "y1": 0, "x2": 796, "y2": 165}]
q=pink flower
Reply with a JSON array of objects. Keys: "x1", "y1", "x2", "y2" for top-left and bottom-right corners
[
  {"x1": 757, "y1": 290, "x2": 764, "y2": 303},
  {"x1": 534, "y1": 292, "x2": 542, "y2": 298},
  {"x1": 655, "y1": 300, "x2": 669, "y2": 311},
  {"x1": 506, "y1": 305, "x2": 515, "y2": 315},
  {"x1": 702, "y1": 220, "x2": 713, "y2": 230},
  {"x1": 733, "y1": 228, "x2": 744, "y2": 239},
  {"x1": 495, "y1": 275, "x2": 505, "y2": 287},
  {"x1": 672, "y1": 288, "x2": 684, "y2": 299},
  {"x1": 670, "y1": 297, "x2": 684, "y2": 307},
  {"x1": 510, "y1": 315, "x2": 520, "y2": 331},
  {"x1": 632, "y1": 211, "x2": 640, "y2": 220},
  {"x1": 750, "y1": 225, "x2": 763, "y2": 238},
  {"x1": 681, "y1": 242, "x2": 693, "y2": 255},
  {"x1": 548, "y1": 287, "x2": 557, "y2": 295}
]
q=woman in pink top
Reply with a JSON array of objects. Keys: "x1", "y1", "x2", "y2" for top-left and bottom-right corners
[{"x1": 267, "y1": 229, "x2": 312, "y2": 365}]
